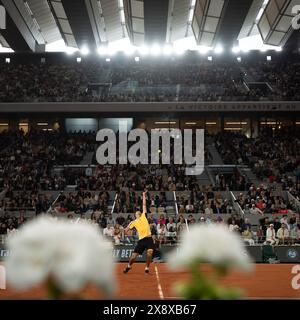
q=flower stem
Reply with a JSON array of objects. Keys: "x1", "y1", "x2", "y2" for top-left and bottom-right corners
[{"x1": 46, "y1": 277, "x2": 63, "y2": 300}]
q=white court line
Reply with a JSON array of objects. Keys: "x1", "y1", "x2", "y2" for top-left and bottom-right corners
[{"x1": 154, "y1": 266, "x2": 165, "y2": 300}]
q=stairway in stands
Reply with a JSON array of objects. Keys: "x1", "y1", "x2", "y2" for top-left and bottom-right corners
[
  {"x1": 80, "y1": 151, "x2": 94, "y2": 165},
  {"x1": 206, "y1": 136, "x2": 224, "y2": 165},
  {"x1": 238, "y1": 165, "x2": 264, "y2": 186},
  {"x1": 196, "y1": 168, "x2": 214, "y2": 186},
  {"x1": 205, "y1": 137, "x2": 264, "y2": 187}
]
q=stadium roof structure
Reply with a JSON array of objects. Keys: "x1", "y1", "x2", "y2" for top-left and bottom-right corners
[{"x1": 0, "y1": 0, "x2": 299, "y2": 54}]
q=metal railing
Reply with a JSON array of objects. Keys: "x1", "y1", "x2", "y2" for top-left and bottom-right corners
[
  {"x1": 230, "y1": 191, "x2": 245, "y2": 216},
  {"x1": 287, "y1": 191, "x2": 300, "y2": 213}
]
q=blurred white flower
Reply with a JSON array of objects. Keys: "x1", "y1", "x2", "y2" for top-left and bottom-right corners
[
  {"x1": 167, "y1": 224, "x2": 252, "y2": 271},
  {"x1": 5, "y1": 216, "x2": 115, "y2": 296}
]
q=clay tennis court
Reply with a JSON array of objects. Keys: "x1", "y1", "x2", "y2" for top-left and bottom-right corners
[{"x1": 0, "y1": 263, "x2": 299, "y2": 299}]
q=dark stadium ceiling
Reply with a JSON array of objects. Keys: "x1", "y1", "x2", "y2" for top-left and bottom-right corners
[{"x1": 0, "y1": 0, "x2": 299, "y2": 53}]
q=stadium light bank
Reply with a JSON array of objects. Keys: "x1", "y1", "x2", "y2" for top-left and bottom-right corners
[{"x1": 95, "y1": 127, "x2": 204, "y2": 176}]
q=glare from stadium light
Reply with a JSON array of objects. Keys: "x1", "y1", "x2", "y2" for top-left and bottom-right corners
[
  {"x1": 239, "y1": 35, "x2": 280, "y2": 52},
  {"x1": 107, "y1": 38, "x2": 131, "y2": 55},
  {"x1": 46, "y1": 39, "x2": 64, "y2": 52},
  {"x1": 97, "y1": 46, "x2": 107, "y2": 55},
  {"x1": 124, "y1": 45, "x2": 135, "y2": 55},
  {"x1": 232, "y1": 46, "x2": 240, "y2": 54},
  {"x1": 134, "y1": 56, "x2": 140, "y2": 62},
  {"x1": 174, "y1": 47, "x2": 185, "y2": 55},
  {"x1": 0, "y1": 45, "x2": 14, "y2": 53},
  {"x1": 107, "y1": 47, "x2": 117, "y2": 56},
  {"x1": 237, "y1": 57, "x2": 242, "y2": 62},
  {"x1": 214, "y1": 45, "x2": 223, "y2": 54},
  {"x1": 198, "y1": 46, "x2": 209, "y2": 54},
  {"x1": 65, "y1": 47, "x2": 78, "y2": 55},
  {"x1": 80, "y1": 46, "x2": 89, "y2": 55},
  {"x1": 173, "y1": 36, "x2": 196, "y2": 53},
  {"x1": 138, "y1": 45, "x2": 149, "y2": 56},
  {"x1": 106, "y1": 58, "x2": 111, "y2": 62},
  {"x1": 241, "y1": 47, "x2": 250, "y2": 53},
  {"x1": 163, "y1": 45, "x2": 173, "y2": 55},
  {"x1": 208, "y1": 56, "x2": 213, "y2": 61},
  {"x1": 150, "y1": 44, "x2": 161, "y2": 56}
]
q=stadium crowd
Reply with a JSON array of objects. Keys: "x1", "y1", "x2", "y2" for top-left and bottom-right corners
[
  {"x1": 235, "y1": 185, "x2": 292, "y2": 215},
  {"x1": 0, "y1": 130, "x2": 95, "y2": 192},
  {"x1": 215, "y1": 130, "x2": 300, "y2": 186},
  {"x1": 0, "y1": 60, "x2": 300, "y2": 102},
  {"x1": 0, "y1": 127, "x2": 298, "y2": 249}
]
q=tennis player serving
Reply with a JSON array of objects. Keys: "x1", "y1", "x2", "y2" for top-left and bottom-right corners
[{"x1": 123, "y1": 189, "x2": 154, "y2": 274}]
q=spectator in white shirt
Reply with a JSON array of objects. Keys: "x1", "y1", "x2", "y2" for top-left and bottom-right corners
[
  {"x1": 185, "y1": 202, "x2": 194, "y2": 213},
  {"x1": 276, "y1": 223, "x2": 289, "y2": 245},
  {"x1": 249, "y1": 204, "x2": 264, "y2": 215},
  {"x1": 103, "y1": 224, "x2": 114, "y2": 238},
  {"x1": 290, "y1": 224, "x2": 300, "y2": 245},
  {"x1": 229, "y1": 220, "x2": 240, "y2": 232},
  {"x1": 266, "y1": 224, "x2": 278, "y2": 245}
]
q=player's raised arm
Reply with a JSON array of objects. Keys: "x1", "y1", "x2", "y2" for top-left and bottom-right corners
[
  {"x1": 142, "y1": 190, "x2": 147, "y2": 214},
  {"x1": 124, "y1": 221, "x2": 134, "y2": 234}
]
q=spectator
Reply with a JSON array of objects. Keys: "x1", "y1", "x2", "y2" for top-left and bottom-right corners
[
  {"x1": 276, "y1": 223, "x2": 289, "y2": 245},
  {"x1": 266, "y1": 224, "x2": 278, "y2": 245},
  {"x1": 242, "y1": 226, "x2": 255, "y2": 245},
  {"x1": 103, "y1": 224, "x2": 114, "y2": 239},
  {"x1": 157, "y1": 223, "x2": 166, "y2": 244}
]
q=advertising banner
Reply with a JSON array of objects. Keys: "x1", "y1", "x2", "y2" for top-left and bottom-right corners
[{"x1": 1, "y1": 244, "x2": 300, "y2": 263}]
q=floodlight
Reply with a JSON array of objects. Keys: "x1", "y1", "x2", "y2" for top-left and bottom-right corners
[
  {"x1": 198, "y1": 46, "x2": 209, "y2": 54},
  {"x1": 80, "y1": 46, "x2": 89, "y2": 55},
  {"x1": 232, "y1": 46, "x2": 240, "y2": 54},
  {"x1": 97, "y1": 46, "x2": 107, "y2": 55},
  {"x1": 163, "y1": 45, "x2": 173, "y2": 55},
  {"x1": 214, "y1": 45, "x2": 223, "y2": 54},
  {"x1": 138, "y1": 46, "x2": 149, "y2": 56},
  {"x1": 150, "y1": 44, "x2": 161, "y2": 56}
]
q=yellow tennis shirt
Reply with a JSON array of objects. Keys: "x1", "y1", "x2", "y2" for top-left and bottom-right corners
[{"x1": 129, "y1": 212, "x2": 151, "y2": 240}]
